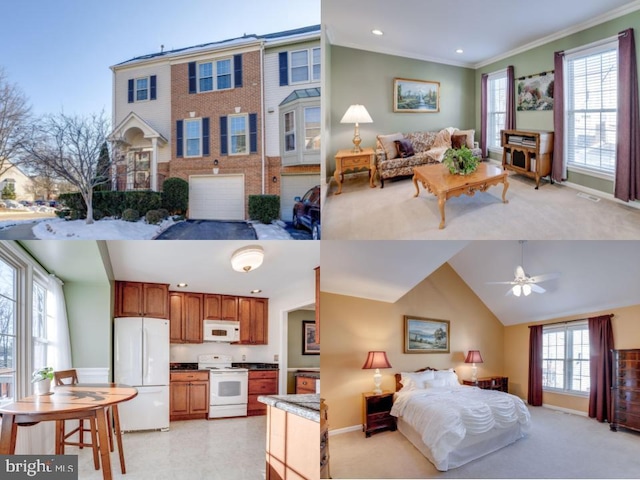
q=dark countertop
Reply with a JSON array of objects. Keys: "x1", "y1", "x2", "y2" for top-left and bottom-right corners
[
  {"x1": 233, "y1": 362, "x2": 279, "y2": 371},
  {"x1": 294, "y1": 371, "x2": 320, "y2": 379},
  {"x1": 257, "y1": 394, "x2": 320, "y2": 422},
  {"x1": 170, "y1": 363, "x2": 199, "y2": 371}
]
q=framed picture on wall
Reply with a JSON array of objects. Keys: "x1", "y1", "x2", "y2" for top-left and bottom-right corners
[
  {"x1": 404, "y1": 316, "x2": 450, "y2": 353},
  {"x1": 393, "y1": 78, "x2": 440, "y2": 113},
  {"x1": 302, "y1": 320, "x2": 319, "y2": 355}
]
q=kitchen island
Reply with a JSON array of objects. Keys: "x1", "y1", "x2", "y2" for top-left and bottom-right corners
[{"x1": 258, "y1": 394, "x2": 323, "y2": 480}]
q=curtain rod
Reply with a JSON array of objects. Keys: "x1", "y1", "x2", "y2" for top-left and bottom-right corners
[{"x1": 528, "y1": 314, "x2": 613, "y2": 328}]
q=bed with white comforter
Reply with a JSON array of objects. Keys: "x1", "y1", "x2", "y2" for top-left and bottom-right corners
[{"x1": 390, "y1": 370, "x2": 531, "y2": 471}]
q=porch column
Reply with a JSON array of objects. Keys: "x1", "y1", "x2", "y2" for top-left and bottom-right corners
[{"x1": 151, "y1": 137, "x2": 158, "y2": 191}]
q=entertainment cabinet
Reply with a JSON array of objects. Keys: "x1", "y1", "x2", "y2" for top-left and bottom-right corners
[{"x1": 501, "y1": 129, "x2": 554, "y2": 189}]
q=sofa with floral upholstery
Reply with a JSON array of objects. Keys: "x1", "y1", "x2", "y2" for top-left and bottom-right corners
[{"x1": 375, "y1": 127, "x2": 482, "y2": 187}]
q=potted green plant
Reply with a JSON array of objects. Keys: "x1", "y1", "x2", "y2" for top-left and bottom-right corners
[
  {"x1": 443, "y1": 146, "x2": 479, "y2": 175},
  {"x1": 32, "y1": 366, "x2": 54, "y2": 395}
]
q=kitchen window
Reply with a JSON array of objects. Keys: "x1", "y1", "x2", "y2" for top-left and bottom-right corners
[
  {"x1": 32, "y1": 282, "x2": 48, "y2": 373},
  {"x1": 542, "y1": 322, "x2": 590, "y2": 395},
  {"x1": 565, "y1": 41, "x2": 618, "y2": 177},
  {"x1": 0, "y1": 255, "x2": 17, "y2": 406}
]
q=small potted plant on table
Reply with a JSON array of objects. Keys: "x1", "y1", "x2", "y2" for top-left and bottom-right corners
[
  {"x1": 443, "y1": 146, "x2": 479, "y2": 175},
  {"x1": 32, "y1": 366, "x2": 54, "y2": 395}
]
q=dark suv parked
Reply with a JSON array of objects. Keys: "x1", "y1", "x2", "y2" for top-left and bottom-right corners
[{"x1": 292, "y1": 185, "x2": 321, "y2": 240}]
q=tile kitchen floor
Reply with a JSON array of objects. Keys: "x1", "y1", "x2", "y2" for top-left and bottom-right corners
[{"x1": 75, "y1": 416, "x2": 266, "y2": 479}]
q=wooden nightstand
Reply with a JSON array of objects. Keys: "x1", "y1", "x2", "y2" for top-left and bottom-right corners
[
  {"x1": 362, "y1": 391, "x2": 396, "y2": 437},
  {"x1": 463, "y1": 376, "x2": 508, "y2": 393},
  {"x1": 334, "y1": 147, "x2": 376, "y2": 194}
]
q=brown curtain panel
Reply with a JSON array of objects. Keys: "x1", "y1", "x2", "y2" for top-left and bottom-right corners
[
  {"x1": 506, "y1": 66, "x2": 515, "y2": 130},
  {"x1": 528, "y1": 325, "x2": 543, "y2": 406},
  {"x1": 552, "y1": 51, "x2": 566, "y2": 182},
  {"x1": 614, "y1": 28, "x2": 640, "y2": 202},
  {"x1": 588, "y1": 314, "x2": 615, "y2": 422}
]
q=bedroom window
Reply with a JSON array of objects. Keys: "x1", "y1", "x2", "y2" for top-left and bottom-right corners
[
  {"x1": 487, "y1": 70, "x2": 507, "y2": 150},
  {"x1": 565, "y1": 41, "x2": 618, "y2": 177},
  {"x1": 542, "y1": 322, "x2": 590, "y2": 395}
]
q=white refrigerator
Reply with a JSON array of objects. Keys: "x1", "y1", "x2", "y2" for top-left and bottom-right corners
[{"x1": 114, "y1": 317, "x2": 170, "y2": 432}]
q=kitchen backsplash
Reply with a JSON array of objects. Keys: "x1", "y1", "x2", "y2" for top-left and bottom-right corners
[{"x1": 170, "y1": 342, "x2": 277, "y2": 364}]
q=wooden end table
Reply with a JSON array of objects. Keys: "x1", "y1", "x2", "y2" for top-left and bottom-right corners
[
  {"x1": 412, "y1": 163, "x2": 509, "y2": 229},
  {"x1": 334, "y1": 147, "x2": 376, "y2": 195},
  {"x1": 362, "y1": 391, "x2": 396, "y2": 437}
]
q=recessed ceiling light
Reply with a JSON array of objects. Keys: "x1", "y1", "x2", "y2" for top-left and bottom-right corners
[
  {"x1": 372, "y1": 29, "x2": 384, "y2": 36},
  {"x1": 456, "y1": 49, "x2": 464, "y2": 54},
  {"x1": 250, "y1": 289, "x2": 262, "y2": 294},
  {"x1": 176, "y1": 283, "x2": 188, "y2": 288}
]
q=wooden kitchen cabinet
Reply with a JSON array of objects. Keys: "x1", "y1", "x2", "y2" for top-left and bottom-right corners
[
  {"x1": 169, "y1": 292, "x2": 203, "y2": 343},
  {"x1": 296, "y1": 373, "x2": 318, "y2": 394},
  {"x1": 238, "y1": 297, "x2": 268, "y2": 345},
  {"x1": 204, "y1": 294, "x2": 239, "y2": 321},
  {"x1": 170, "y1": 371, "x2": 209, "y2": 420},
  {"x1": 115, "y1": 281, "x2": 169, "y2": 319},
  {"x1": 248, "y1": 370, "x2": 278, "y2": 416}
]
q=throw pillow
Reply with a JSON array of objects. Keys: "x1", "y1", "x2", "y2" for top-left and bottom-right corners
[
  {"x1": 394, "y1": 138, "x2": 415, "y2": 158},
  {"x1": 377, "y1": 133, "x2": 404, "y2": 160},
  {"x1": 451, "y1": 134, "x2": 468, "y2": 150},
  {"x1": 454, "y1": 129, "x2": 476, "y2": 149}
]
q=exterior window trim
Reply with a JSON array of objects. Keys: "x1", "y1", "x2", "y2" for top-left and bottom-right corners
[
  {"x1": 228, "y1": 113, "x2": 249, "y2": 156},
  {"x1": 289, "y1": 48, "x2": 319, "y2": 85},
  {"x1": 135, "y1": 76, "x2": 150, "y2": 102},
  {"x1": 284, "y1": 111, "x2": 296, "y2": 153},
  {"x1": 197, "y1": 57, "x2": 234, "y2": 93},
  {"x1": 184, "y1": 118, "x2": 203, "y2": 158},
  {"x1": 303, "y1": 106, "x2": 320, "y2": 151}
]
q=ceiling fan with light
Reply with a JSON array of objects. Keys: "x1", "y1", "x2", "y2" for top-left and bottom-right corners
[{"x1": 488, "y1": 241, "x2": 558, "y2": 297}]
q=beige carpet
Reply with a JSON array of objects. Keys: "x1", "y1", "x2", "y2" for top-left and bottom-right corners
[
  {"x1": 329, "y1": 407, "x2": 640, "y2": 479},
  {"x1": 322, "y1": 166, "x2": 640, "y2": 239}
]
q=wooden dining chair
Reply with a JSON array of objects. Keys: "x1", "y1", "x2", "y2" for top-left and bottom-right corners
[{"x1": 54, "y1": 369, "x2": 100, "y2": 469}]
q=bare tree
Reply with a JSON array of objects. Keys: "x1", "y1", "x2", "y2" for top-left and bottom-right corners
[
  {"x1": 21, "y1": 111, "x2": 111, "y2": 224},
  {"x1": 0, "y1": 67, "x2": 31, "y2": 175}
]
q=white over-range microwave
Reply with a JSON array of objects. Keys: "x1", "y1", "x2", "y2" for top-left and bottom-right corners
[{"x1": 203, "y1": 319, "x2": 240, "y2": 342}]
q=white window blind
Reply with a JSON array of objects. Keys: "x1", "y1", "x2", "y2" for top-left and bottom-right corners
[
  {"x1": 487, "y1": 71, "x2": 507, "y2": 149},
  {"x1": 565, "y1": 42, "x2": 618, "y2": 175}
]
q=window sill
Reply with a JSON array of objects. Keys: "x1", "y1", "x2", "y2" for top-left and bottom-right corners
[
  {"x1": 567, "y1": 165, "x2": 614, "y2": 182},
  {"x1": 543, "y1": 388, "x2": 589, "y2": 398}
]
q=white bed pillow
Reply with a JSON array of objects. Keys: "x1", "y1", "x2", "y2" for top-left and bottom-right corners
[
  {"x1": 424, "y1": 378, "x2": 446, "y2": 388},
  {"x1": 434, "y1": 369, "x2": 460, "y2": 387},
  {"x1": 400, "y1": 370, "x2": 435, "y2": 391}
]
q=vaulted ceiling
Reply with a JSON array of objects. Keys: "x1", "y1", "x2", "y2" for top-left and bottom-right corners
[
  {"x1": 320, "y1": 240, "x2": 640, "y2": 325},
  {"x1": 323, "y1": 0, "x2": 639, "y2": 67}
]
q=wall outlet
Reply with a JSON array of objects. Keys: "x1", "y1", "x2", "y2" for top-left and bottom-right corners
[
  {"x1": 242, "y1": 354, "x2": 246, "y2": 361},
  {"x1": 274, "y1": 354, "x2": 279, "y2": 362}
]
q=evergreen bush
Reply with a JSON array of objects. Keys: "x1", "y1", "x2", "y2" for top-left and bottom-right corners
[{"x1": 248, "y1": 195, "x2": 280, "y2": 224}]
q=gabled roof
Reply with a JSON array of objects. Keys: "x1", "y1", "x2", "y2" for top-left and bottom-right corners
[
  {"x1": 113, "y1": 24, "x2": 320, "y2": 68},
  {"x1": 108, "y1": 112, "x2": 167, "y2": 146},
  {"x1": 280, "y1": 88, "x2": 321, "y2": 106}
]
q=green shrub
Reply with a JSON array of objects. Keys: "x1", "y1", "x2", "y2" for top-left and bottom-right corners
[
  {"x1": 162, "y1": 177, "x2": 189, "y2": 215},
  {"x1": 59, "y1": 191, "x2": 162, "y2": 220},
  {"x1": 145, "y1": 209, "x2": 164, "y2": 225},
  {"x1": 122, "y1": 208, "x2": 140, "y2": 222},
  {"x1": 93, "y1": 209, "x2": 106, "y2": 221},
  {"x1": 248, "y1": 195, "x2": 280, "y2": 224},
  {"x1": 157, "y1": 208, "x2": 170, "y2": 219},
  {"x1": 55, "y1": 209, "x2": 71, "y2": 219}
]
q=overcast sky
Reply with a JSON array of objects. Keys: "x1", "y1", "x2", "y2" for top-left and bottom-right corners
[{"x1": 1, "y1": 0, "x2": 320, "y2": 119}]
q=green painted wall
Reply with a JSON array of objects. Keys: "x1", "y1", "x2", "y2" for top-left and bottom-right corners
[
  {"x1": 287, "y1": 308, "x2": 318, "y2": 393},
  {"x1": 476, "y1": 10, "x2": 640, "y2": 194},
  {"x1": 64, "y1": 282, "x2": 112, "y2": 369},
  {"x1": 328, "y1": 46, "x2": 476, "y2": 177}
]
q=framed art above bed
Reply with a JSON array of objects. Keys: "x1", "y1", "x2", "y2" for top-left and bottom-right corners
[{"x1": 404, "y1": 316, "x2": 450, "y2": 353}]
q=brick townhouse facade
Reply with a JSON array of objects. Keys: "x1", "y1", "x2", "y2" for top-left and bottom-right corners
[{"x1": 109, "y1": 25, "x2": 320, "y2": 220}]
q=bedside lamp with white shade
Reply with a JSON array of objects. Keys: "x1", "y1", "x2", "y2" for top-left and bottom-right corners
[
  {"x1": 465, "y1": 350, "x2": 483, "y2": 382},
  {"x1": 362, "y1": 351, "x2": 392, "y2": 394},
  {"x1": 340, "y1": 104, "x2": 373, "y2": 153}
]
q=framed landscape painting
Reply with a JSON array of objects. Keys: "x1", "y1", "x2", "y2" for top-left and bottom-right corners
[
  {"x1": 404, "y1": 316, "x2": 450, "y2": 353},
  {"x1": 302, "y1": 320, "x2": 319, "y2": 355},
  {"x1": 393, "y1": 78, "x2": 440, "y2": 113}
]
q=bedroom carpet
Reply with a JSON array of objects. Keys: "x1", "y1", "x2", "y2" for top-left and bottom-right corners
[
  {"x1": 329, "y1": 406, "x2": 640, "y2": 479},
  {"x1": 321, "y1": 167, "x2": 640, "y2": 240}
]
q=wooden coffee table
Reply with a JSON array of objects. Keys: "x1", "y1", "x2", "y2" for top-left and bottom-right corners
[{"x1": 413, "y1": 163, "x2": 509, "y2": 229}]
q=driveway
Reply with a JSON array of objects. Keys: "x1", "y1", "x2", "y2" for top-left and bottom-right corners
[
  {"x1": 155, "y1": 220, "x2": 258, "y2": 240},
  {"x1": 282, "y1": 222, "x2": 313, "y2": 240}
]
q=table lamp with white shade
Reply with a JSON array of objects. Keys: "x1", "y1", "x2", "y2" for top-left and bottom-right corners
[{"x1": 340, "y1": 104, "x2": 373, "y2": 153}]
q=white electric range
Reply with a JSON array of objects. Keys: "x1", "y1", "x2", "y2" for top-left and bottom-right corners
[{"x1": 197, "y1": 354, "x2": 248, "y2": 418}]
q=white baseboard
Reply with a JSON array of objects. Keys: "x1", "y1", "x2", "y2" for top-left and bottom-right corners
[
  {"x1": 329, "y1": 424, "x2": 362, "y2": 436},
  {"x1": 542, "y1": 404, "x2": 588, "y2": 417},
  {"x1": 562, "y1": 181, "x2": 640, "y2": 210}
]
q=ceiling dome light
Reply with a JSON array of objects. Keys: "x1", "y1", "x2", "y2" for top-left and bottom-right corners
[
  {"x1": 372, "y1": 29, "x2": 384, "y2": 36},
  {"x1": 176, "y1": 283, "x2": 188, "y2": 288},
  {"x1": 456, "y1": 49, "x2": 464, "y2": 54},
  {"x1": 231, "y1": 245, "x2": 264, "y2": 273}
]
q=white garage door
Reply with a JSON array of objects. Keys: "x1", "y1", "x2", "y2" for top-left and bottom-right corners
[
  {"x1": 280, "y1": 174, "x2": 320, "y2": 222},
  {"x1": 189, "y1": 175, "x2": 245, "y2": 220}
]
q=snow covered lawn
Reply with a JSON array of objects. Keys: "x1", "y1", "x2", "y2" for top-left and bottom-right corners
[{"x1": 0, "y1": 216, "x2": 293, "y2": 240}]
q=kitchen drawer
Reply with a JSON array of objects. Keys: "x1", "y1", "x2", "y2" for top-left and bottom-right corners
[
  {"x1": 249, "y1": 379, "x2": 277, "y2": 394},
  {"x1": 170, "y1": 371, "x2": 209, "y2": 382},
  {"x1": 296, "y1": 376, "x2": 317, "y2": 394},
  {"x1": 341, "y1": 155, "x2": 370, "y2": 169},
  {"x1": 249, "y1": 370, "x2": 278, "y2": 380}
]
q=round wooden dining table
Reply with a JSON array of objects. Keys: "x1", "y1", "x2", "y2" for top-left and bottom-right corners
[{"x1": 0, "y1": 384, "x2": 137, "y2": 480}]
